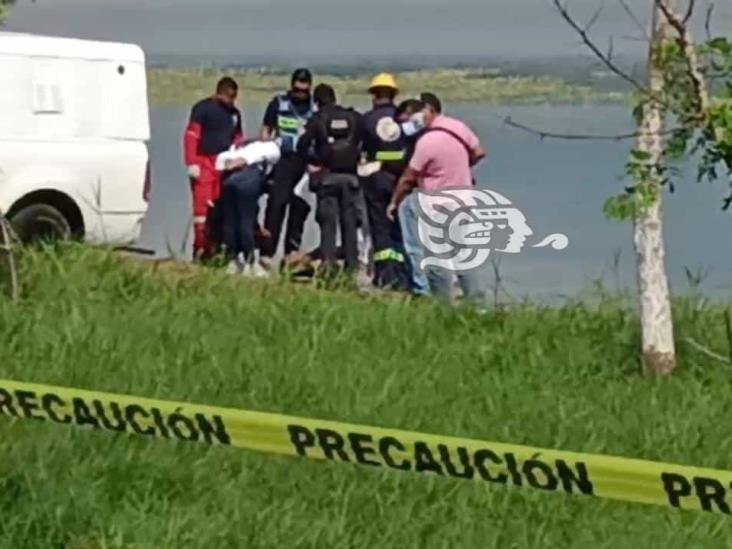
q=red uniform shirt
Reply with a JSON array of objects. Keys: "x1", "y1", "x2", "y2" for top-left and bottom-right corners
[{"x1": 184, "y1": 98, "x2": 244, "y2": 167}]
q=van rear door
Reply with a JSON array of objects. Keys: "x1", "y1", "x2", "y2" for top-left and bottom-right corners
[{"x1": 94, "y1": 57, "x2": 150, "y2": 213}]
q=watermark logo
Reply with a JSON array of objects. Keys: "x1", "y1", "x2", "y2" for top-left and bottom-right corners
[{"x1": 416, "y1": 188, "x2": 569, "y2": 272}]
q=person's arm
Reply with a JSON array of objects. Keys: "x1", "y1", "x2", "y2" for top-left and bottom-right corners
[
  {"x1": 224, "y1": 158, "x2": 248, "y2": 171},
  {"x1": 184, "y1": 102, "x2": 205, "y2": 179},
  {"x1": 386, "y1": 167, "x2": 419, "y2": 221},
  {"x1": 470, "y1": 146, "x2": 486, "y2": 166},
  {"x1": 233, "y1": 107, "x2": 246, "y2": 146},
  {"x1": 260, "y1": 98, "x2": 279, "y2": 140},
  {"x1": 296, "y1": 117, "x2": 317, "y2": 163},
  {"x1": 215, "y1": 147, "x2": 248, "y2": 172},
  {"x1": 387, "y1": 136, "x2": 430, "y2": 220},
  {"x1": 462, "y1": 122, "x2": 486, "y2": 166},
  {"x1": 353, "y1": 111, "x2": 367, "y2": 164},
  {"x1": 356, "y1": 111, "x2": 366, "y2": 150}
]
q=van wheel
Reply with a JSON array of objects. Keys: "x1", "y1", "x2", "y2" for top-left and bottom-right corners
[{"x1": 9, "y1": 204, "x2": 72, "y2": 244}]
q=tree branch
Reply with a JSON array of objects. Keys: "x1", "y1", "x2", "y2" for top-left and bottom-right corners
[
  {"x1": 522, "y1": 0, "x2": 709, "y2": 146},
  {"x1": 553, "y1": 0, "x2": 647, "y2": 91},
  {"x1": 684, "y1": 337, "x2": 731, "y2": 364},
  {"x1": 654, "y1": 0, "x2": 686, "y2": 36},
  {"x1": 682, "y1": 0, "x2": 696, "y2": 24},
  {"x1": 585, "y1": 2, "x2": 606, "y2": 33},
  {"x1": 503, "y1": 116, "x2": 678, "y2": 141},
  {"x1": 654, "y1": 0, "x2": 710, "y2": 114},
  {"x1": 702, "y1": 3, "x2": 717, "y2": 83},
  {"x1": 704, "y1": 3, "x2": 714, "y2": 41},
  {"x1": 723, "y1": 189, "x2": 732, "y2": 211},
  {"x1": 616, "y1": 0, "x2": 650, "y2": 41}
]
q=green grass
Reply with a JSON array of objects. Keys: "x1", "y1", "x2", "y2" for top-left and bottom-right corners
[
  {"x1": 147, "y1": 67, "x2": 625, "y2": 107},
  {"x1": 1, "y1": 244, "x2": 732, "y2": 548}
]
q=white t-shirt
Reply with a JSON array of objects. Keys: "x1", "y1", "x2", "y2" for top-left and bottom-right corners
[{"x1": 215, "y1": 141, "x2": 282, "y2": 172}]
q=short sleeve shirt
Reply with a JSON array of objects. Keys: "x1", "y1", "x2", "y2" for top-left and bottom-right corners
[
  {"x1": 189, "y1": 98, "x2": 244, "y2": 156},
  {"x1": 409, "y1": 115, "x2": 480, "y2": 192}
]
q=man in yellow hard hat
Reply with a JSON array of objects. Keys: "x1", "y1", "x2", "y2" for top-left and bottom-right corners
[{"x1": 358, "y1": 73, "x2": 409, "y2": 290}]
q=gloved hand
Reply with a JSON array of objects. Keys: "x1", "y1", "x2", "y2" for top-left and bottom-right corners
[
  {"x1": 187, "y1": 165, "x2": 201, "y2": 179},
  {"x1": 357, "y1": 161, "x2": 381, "y2": 178}
]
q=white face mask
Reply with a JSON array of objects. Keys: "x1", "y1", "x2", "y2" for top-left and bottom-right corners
[{"x1": 401, "y1": 112, "x2": 426, "y2": 137}]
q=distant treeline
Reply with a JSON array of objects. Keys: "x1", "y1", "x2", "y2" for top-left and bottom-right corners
[{"x1": 147, "y1": 67, "x2": 627, "y2": 107}]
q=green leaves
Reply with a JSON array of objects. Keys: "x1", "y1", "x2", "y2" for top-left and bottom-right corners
[
  {"x1": 607, "y1": 31, "x2": 732, "y2": 222},
  {"x1": 666, "y1": 128, "x2": 692, "y2": 160},
  {"x1": 702, "y1": 37, "x2": 732, "y2": 73},
  {"x1": 603, "y1": 194, "x2": 636, "y2": 221},
  {"x1": 698, "y1": 99, "x2": 732, "y2": 202},
  {"x1": 604, "y1": 179, "x2": 661, "y2": 222},
  {"x1": 0, "y1": 0, "x2": 16, "y2": 25},
  {"x1": 655, "y1": 40, "x2": 684, "y2": 72},
  {"x1": 629, "y1": 149, "x2": 652, "y2": 162},
  {"x1": 707, "y1": 37, "x2": 732, "y2": 54}
]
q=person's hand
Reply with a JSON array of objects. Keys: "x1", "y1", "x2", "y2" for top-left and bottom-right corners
[
  {"x1": 187, "y1": 165, "x2": 201, "y2": 179},
  {"x1": 256, "y1": 225, "x2": 272, "y2": 240},
  {"x1": 386, "y1": 201, "x2": 398, "y2": 222},
  {"x1": 225, "y1": 158, "x2": 248, "y2": 171}
]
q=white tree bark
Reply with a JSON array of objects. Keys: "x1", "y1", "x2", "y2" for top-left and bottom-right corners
[{"x1": 634, "y1": 0, "x2": 677, "y2": 374}]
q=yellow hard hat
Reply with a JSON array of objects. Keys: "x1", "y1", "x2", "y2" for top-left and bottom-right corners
[{"x1": 369, "y1": 73, "x2": 399, "y2": 93}]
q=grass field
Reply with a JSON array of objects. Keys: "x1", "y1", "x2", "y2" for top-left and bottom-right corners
[
  {"x1": 147, "y1": 67, "x2": 625, "y2": 107},
  {"x1": 2, "y1": 245, "x2": 732, "y2": 548}
]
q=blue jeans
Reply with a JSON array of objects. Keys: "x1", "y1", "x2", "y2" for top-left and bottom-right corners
[
  {"x1": 221, "y1": 166, "x2": 266, "y2": 261},
  {"x1": 398, "y1": 194, "x2": 430, "y2": 296},
  {"x1": 426, "y1": 264, "x2": 490, "y2": 308}
]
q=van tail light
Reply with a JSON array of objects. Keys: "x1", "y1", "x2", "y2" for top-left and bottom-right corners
[{"x1": 143, "y1": 158, "x2": 152, "y2": 202}]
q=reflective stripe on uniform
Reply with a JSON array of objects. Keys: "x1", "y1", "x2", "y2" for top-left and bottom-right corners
[
  {"x1": 375, "y1": 150, "x2": 405, "y2": 162},
  {"x1": 374, "y1": 249, "x2": 405, "y2": 263},
  {"x1": 277, "y1": 115, "x2": 301, "y2": 132},
  {"x1": 193, "y1": 216, "x2": 207, "y2": 224}
]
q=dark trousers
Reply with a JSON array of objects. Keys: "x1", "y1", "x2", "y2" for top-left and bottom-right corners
[
  {"x1": 221, "y1": 166, "x2": 266, "y2": 261},
  {"x1": 362, "y1": 170, "x2": 409, "y2": 289},
  {"x1": 261, "y1": 154, "x2": 311, "y2": 258},
  {"x1": 316, "y1": 173, "x2": 360, "y2": 271}
]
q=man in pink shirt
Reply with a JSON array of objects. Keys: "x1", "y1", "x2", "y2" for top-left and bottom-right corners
[
  {"x1": 387, "y1": 93, "x2": 485, "y2": 213},
  {"x1": 387, "y1": 94, "x2": 488, "y2": 306},
  {"x1": 407, "y1": 97, "x2": 484, "y2": 192}
]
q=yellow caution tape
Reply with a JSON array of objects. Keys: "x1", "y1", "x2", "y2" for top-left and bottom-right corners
[{"x1": 0, "y1": 378, "x2": 731, "y2": 515}]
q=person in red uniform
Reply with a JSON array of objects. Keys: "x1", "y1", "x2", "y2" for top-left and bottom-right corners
[{"x1": 183, "y1": 77, "x2": 245, "y2": 260}]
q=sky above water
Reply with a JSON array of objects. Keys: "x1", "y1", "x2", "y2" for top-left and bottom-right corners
[{"x1": 6, "y1": 0, "x2": 730, "y2": 69}]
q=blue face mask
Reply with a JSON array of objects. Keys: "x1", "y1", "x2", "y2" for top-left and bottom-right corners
[{"x1": 401, "y1": 113, "x2": 426, "y2": 137}]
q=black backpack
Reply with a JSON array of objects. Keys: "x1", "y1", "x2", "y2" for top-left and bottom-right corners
[{"x1": 320, "y1": 107, "x2": 360, "y2": 173}]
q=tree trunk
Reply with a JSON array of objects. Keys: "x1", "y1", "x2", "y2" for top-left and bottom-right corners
[{"x1": 634, "y1": 0, "x2": 676, "y2": 374}]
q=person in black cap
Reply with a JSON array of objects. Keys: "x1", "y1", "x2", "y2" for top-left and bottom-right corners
[{"x1": 258, "y1": 68, "x2": 315, "y2": 270}]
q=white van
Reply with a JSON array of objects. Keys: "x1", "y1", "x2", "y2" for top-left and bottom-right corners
[{"x1": 0, "y1": 32, "x2": 151, "y2": 243}]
